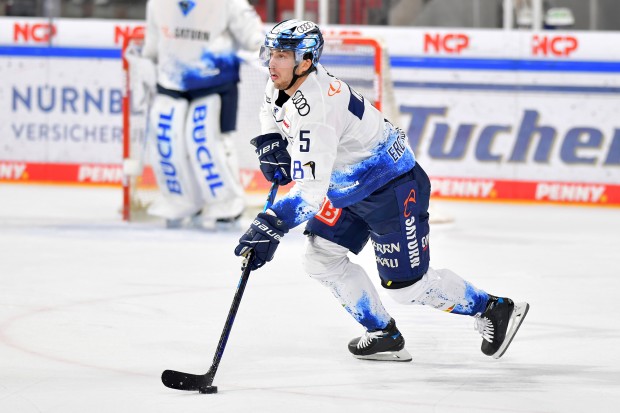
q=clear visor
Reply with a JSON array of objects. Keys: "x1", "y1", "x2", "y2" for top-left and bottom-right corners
[{"x1": 259, "y1": 46, "x2": 302, "y2": 69}]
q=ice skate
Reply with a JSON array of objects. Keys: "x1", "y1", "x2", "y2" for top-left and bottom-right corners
[
  {"x1": 348, "y1": 319, "x2": 412, "y2": 362},
  {"x1": 474, "y1": 295, "x2": 530, "y2": 359}
]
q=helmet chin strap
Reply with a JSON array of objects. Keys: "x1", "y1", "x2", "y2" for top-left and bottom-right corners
[{"x1": 284, "y1": 63, "x2": 314, "y2": 91}]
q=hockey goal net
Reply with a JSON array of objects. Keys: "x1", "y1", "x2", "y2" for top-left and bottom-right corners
[{"x1": 121, "y1": 35, "x2": 397, "y2": 222}]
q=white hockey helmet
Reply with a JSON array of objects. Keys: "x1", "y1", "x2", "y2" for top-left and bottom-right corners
[{"x1": 259, "y1": 19, "x2": 324, "y2": 68}]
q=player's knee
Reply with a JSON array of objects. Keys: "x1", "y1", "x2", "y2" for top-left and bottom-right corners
[
  {"x1": 303, "y1": 235, "x2": 349, "y2": 281},
  {"x1": 303, "y1": 252, "x2": 348, "y2": 281}
]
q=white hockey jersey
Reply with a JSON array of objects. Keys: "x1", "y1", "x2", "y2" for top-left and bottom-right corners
[
  {"x1": 142, "y1": 0, "x2": 263, "y2": 92},
  {"x1": 261, "y1": 64, "x2": 416, "y2": 229}
]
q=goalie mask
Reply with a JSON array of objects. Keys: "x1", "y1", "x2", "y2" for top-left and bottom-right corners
[{"x1": 259, "y1": 19, "x2": 324, "y2": 69}]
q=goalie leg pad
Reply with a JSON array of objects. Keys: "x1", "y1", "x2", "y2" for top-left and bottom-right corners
[
  {"x1": 185, "y1": 95, "x2": 245, "y2": 220},
  {"x1": 303, "y1": 235, "x2": 392, "y2": 331},
  {"x1": 386, "y1": 267, "x2": 489, "y2": 316},
  {"x1": 221, "y1": 132, "x2": 241, "y2": 182},
  {"x1": 147, "y1": 94, "x2": 203, "y2": 219}
]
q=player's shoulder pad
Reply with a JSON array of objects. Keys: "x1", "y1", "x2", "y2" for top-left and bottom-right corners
[
  {"x1": 289, "y1": 70, "x2": 341, "y2": 120},
  {"x1": 316, "y1": 65, "x2": 350, "y2": 106}
]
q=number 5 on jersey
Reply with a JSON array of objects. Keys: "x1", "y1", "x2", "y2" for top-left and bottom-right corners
[
  {"x1": 299, "y1": 130, "x2": 310, "y2": 152},
  {"x1": 293, "y1": 130, "x2": 311, "y2": 180}
]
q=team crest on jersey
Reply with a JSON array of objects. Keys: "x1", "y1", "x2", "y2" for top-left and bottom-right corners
[
  {"x1": 178, "y1": 0, "x2": 196, "y2": 16},
  {"x1": 328, "y1": 80, "x2": 342, "y2": 96}
]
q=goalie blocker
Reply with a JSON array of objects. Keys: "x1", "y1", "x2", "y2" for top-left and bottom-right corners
[{"x1": 147, "y1": 93, "x2": 245, "y2": 224}]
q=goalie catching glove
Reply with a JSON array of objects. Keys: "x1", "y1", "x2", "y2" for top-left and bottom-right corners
[
  {"x1": 251, "y1": 133, "x2": 292, "y2": 185},
  {"x1": 234, "y1": 212, "x2": 289, "y2": 270}
]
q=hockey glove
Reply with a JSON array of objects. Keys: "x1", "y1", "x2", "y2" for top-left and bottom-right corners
[
  {"x1": 234, "y1": 212, "x2": 289, "y2": 270},
  {"x1": 251, "y1": 133, "x2": 292, "y2": 185}
]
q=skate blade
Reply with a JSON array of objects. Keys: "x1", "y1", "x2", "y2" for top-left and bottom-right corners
[
  {"x1": 493, "y1": 302, "x2": 530, "y2": 359},
  {"x1": 353, "y1": 348, "x2": 412, "y2": 362}
]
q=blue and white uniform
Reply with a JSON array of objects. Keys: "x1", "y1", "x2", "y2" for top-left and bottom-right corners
[
  {"x1": 260, "y1": 63, "x2": 488, "y2": 333},
  {"x1": 260, "y1": 63, "x2": 415, "y2": 228},
  {"x1": 143, "y1": 0, "x2": 263, "y2": 92},
  {"x1": 243, "y1": 19, "x2": 529, "y2": 360},
  {"x1": 141, "y1": 0, "x2": 263, "y2": 223}
]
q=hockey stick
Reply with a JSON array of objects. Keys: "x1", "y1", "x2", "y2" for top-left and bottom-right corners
[{"x1": 161, "y1": 179, "x2": 280, "y2": 394}]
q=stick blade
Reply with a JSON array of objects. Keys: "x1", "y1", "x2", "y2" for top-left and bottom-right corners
[{"x1": 161, "y1": 369, "x2": 208, "y2": 391}]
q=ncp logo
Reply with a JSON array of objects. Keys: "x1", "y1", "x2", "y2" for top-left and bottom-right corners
[
  {"x1": 114, "y1": 25, "x2": 145, "y2": 45},
  {"x1": 424, "y1": 33, "x2": 469, "y2": 54},
  {"x1": 532, "y1": 35, "x2": 578, "y2": 57},
  {"x1": 13, "y1": 23, "x2": 56, "y2": 43}
]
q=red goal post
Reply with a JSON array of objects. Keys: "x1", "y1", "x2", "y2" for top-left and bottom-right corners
[
  {"x1": 121, "y1": 34, "x2": 397, "y2": 222},
  {"x1": 121, "y1": 34, "x2": 136, "y2": 221}
]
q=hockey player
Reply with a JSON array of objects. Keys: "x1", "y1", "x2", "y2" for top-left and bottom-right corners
[
  {"x1": 140, "y1": 0, "x2": 264, "y2": 226},
  {"x1": 234, "y1": 20, "x2": 529, "y2": 361}
]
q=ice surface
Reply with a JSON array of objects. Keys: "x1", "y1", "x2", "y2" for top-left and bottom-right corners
[{"x1": 1, "y1": 184, "x2": 619, "y2": 412}]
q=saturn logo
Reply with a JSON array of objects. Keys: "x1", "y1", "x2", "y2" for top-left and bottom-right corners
[
  {"x1": 328, "y1": 80, "x2": 342, "y2": 96},
  {"x1": 403, "y1": 189, "x2": 417, "y2": 218}
]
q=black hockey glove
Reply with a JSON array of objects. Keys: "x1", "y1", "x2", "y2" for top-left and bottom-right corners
[
  {"x1": 234, "y1": 212, "x2": 289, "y2": 270},
  {"x1": 251, "y1": 133, "x2": 292, "y2": 185}
]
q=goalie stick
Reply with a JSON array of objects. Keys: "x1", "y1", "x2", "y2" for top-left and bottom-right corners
[{"x1": 161, "y1": 178, "x2": 280, "y2": 394}]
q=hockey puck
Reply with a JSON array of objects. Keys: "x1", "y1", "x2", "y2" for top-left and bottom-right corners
[{"x1": 199, "y1": 386, "x2": 218, "y2": 394}]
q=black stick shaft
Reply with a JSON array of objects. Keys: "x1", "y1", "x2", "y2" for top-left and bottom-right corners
[
  {"x1": 204, "y1": 181, "x2": 280, "y2": 387},
  {"x1": 204, "y1": 254, "x2": 253, "y2": 386}
]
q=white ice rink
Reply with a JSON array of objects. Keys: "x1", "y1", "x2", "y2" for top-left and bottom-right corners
[{"x1": 1, "y1": 184, "x2": 619, "y2": 413}]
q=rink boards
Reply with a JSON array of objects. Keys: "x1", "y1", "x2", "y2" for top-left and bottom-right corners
[{"x1": 1, "y1": 17, "x2": 619, "y2": 206}]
